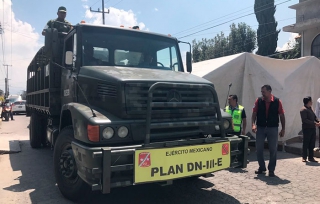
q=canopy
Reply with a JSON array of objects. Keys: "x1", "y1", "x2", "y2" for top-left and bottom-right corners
[{"x1": 192, "y1": 52, "x2": 320, "y2": 141}]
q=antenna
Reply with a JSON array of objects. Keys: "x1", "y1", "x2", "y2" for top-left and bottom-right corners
[{"x1": 224, "y1": 83, "x2": 232, "y2": 109}]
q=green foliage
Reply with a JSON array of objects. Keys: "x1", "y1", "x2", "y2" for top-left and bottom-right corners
[
  {"x1": 192, "y1": 23, "x2": 256, "y2": 62},
  {"x1": 271, "y1": 37, "x2": 301, "y2": 59},
  {"x1": 254, "y1": 0, "x2": 280, "y2": 56}
]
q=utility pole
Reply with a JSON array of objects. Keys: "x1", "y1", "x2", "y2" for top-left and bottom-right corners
[
  {"x1": 3, "y1": 64, "x2": 12, "y2": 99},
  {"x1": 90, "y1": 0, "x2": 110, "y2": 25}
]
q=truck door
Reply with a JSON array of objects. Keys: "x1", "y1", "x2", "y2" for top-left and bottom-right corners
[{"x1": 61, "y1": 32, "x2": 78, "y2": 104}]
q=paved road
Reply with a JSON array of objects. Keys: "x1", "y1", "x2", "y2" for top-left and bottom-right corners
[{"x1": 0, "y1": 115, "x2": 320, "y2": 204}]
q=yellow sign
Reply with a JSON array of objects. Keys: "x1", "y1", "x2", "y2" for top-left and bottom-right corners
[{"x1": 134, "y1": 142, "x2": 230, "y2": 184}]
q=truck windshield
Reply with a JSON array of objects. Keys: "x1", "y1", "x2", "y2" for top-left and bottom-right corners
[{"x1": 82, "y1": 30, "x2": 183, "y2": 71}]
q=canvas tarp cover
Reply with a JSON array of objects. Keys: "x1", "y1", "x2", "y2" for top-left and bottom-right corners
[{"x1": 192, "y1": 52, "x2": 320, "y2": 142}]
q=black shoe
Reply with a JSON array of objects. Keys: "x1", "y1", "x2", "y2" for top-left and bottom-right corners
[
  {"x1": 255, "y1": 168, "x2": 266, "y2": 174},
  {"x1": 269, "y1": 171, "x2": 275, "y2": 177},
  {"x1": 308, "y1": 158, "x2": 318, "y2": 163}
]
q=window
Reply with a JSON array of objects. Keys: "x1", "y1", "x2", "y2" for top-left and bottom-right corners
[
  {"x1": 311, "y1": 34, "x2": 320, "y2": 58},
  {"x1": 157, "y1": 46, "x2": 179, "y2": 71},
  {"x1": 115, "y1": 50, "x2": 141, "y2": 66},
  {"x1": 82, "y1": 28, "x2": 183, "y2": 71},
  {"x1": 82, "y1": 45, "x2": 109, "y2": 66},
  {"x1": 14, "y1": 101, "x2": 25, "y2": 105}
]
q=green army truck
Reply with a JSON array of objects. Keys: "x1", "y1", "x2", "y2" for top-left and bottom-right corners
[{"x1": 26, "y1": 23, "x2": 249, "y2": 201}]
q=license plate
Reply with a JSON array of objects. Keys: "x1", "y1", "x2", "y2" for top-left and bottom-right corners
[
  {"x1": 134, "y1": 142, "x2": 230, "y2": 184},
  {"x1": 18, "y1": 106, "x2": 22, "y2": 108}
]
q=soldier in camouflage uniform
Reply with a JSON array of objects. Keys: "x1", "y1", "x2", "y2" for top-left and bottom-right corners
[{"x1": 42, "y1": 6, "x2": 72, "y2": 36}]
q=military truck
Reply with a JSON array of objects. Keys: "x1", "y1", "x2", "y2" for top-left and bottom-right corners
[{"x1": 26, "y1": 23, "x2": 249, "y2": 201}]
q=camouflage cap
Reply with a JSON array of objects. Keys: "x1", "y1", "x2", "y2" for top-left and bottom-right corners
[{"x1": 58, "y1": 6, "x2": 67, "y2": 13}]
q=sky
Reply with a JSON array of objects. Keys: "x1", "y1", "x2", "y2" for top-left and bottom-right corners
[{"x1": 0, "y1": 0, "x2": 299, "y2": 95}]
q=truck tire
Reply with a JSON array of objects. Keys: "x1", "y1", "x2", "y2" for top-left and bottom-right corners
[
  {"x1": 29, "y1": 113, "x2": 42, "y2": 148},
  {"x1": 53, "y1": 126, "x2": 90, "y2": 201}
]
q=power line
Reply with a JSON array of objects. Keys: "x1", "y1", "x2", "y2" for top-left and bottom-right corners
[
  {"x1": 8, "y1": 57, "x2": 33, "y2": 62},
  {"x1": 10, "y1": 1, "x2": 12, "y2": 81},
  {"x1": 3, "y1": 27, "x2": 41, "y2": 41},
  {"x1": 0, "y1": 24, "x2": 6, "y2": 78},
  {"x1": 112, "y1": 0, "x2": 124, "y2": 7},
  {"x1": 90, "y1": 0, "x2": 101, "y2": 7},
  {"x1": 189, "y1": 17, "x2": 295, "y2": 38},
  {"x1": 174, "y1": 0, "x2": 286, "y2": 36},
  {"x1": 90, "y1": 0, "x2": 110, "y2": 25},
  {"x1": 177, "y1": 0, "x2": 293, "y2": 39}
]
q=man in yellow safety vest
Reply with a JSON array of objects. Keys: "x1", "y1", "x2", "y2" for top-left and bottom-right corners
[{"x1": 225, "y1": 95, "x2": 247, "y2": 135}]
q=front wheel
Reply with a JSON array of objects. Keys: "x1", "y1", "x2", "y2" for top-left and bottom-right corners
[{"x1": 53, "y1": 126, "x2": 90, "y2": 201}]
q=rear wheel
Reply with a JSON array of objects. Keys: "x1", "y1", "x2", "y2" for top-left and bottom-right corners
[
  {"x1": 29, "y1": 112, "x2": 46, "y2": 148},
  {"x1": 54, "y1": 126, "x2": 90, "y2": 201},
  {"x1": 5, "y1": 113, "x2": 9, "y2": 121}
]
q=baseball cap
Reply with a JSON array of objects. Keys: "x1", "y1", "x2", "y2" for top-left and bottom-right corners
[{"x1": 58, "y1": 6, "x2": 67, "y2": 13}]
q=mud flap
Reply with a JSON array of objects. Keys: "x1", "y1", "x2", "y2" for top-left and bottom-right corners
[{"x1": 237, "y1": 135, "x2": 249, "y2": 168}]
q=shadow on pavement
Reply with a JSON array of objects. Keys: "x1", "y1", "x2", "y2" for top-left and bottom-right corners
[
  {"x1": 227, "y1": 168, "x2": 248, "y2": 173},
  {"x1": 247, "y1": 147, "x2": 300, "y2": 163},
  {"x1": 3, "y1": 140, "x2": 71, "y2": 204},
  {"x1": 254, "y1": 174, "x2": 291, "y2": 186},
  {"x1": 305, "y1": 161, "x2": 320, "y2": 166},
  {"x1": 86, "y1": 177, "x2": 242, "y2": 204},
  {"x1": 3, "y1": 140, "x2": 242, "y2": 204}
]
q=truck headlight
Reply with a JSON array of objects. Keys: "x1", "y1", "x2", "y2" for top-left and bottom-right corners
[
  {"x1": 118, "y1": 126, "x2": 128, "y2": 138},
  {"x1": 223, "y1": 119, "x2": 231, "y2": 129},
  {"x1": 103, "y1": 127, "x2": 114, "y2": 139}
]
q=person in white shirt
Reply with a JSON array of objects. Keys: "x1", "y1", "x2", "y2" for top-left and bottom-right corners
[{"x1": 314, "y1": 97, "x2": 320, "y2": 150}]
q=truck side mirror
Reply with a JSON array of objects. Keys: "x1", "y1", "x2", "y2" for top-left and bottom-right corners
[
  {"x1": 44, "y1": 28, "x2": 59, "y2": 58},
  {"x1": 186, "y1": 52, "x2": 192, "y2": 73},
  {"x1": 65, "y1": 51, "x2": 73, "y2": 65}
]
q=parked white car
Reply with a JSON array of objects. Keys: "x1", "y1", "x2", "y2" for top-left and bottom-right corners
[{"x1": 12, "y1": 100, "x2": 26, "y2": 114}]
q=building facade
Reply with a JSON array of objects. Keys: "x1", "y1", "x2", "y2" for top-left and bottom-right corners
[{"x1": 283, "y1": 0, "x2": 320, "y2": 57}]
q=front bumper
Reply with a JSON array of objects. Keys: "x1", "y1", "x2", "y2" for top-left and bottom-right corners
[{"x1": 71, "y1": 135, "x2": 249, "y2": 194}]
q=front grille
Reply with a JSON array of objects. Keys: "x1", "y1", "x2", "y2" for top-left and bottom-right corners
[
  {"x1": 97, "y1": 83, "x2": 117, "y2": 98},
  {"x1": 125, "y1": 83, "x2": 216, "y2": 118}
]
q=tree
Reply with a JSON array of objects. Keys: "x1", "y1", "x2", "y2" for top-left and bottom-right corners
[
  {"x1": 271, "y1": 36, "x2": 301, "y2": 59},
  {"x1": 192, "y1": 39, "x2": 201, "y2": 62},
  {"x1": 229, "y1": 23, "x2": 257, "y2": 54},
  {"x1": 192, "y1": 23, "x2": 256, "y2": 62},
  {"x1": 254, "y1": 0, "x2": 280, "y2": 56}
]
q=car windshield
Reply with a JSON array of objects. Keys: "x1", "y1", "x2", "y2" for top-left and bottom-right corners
[{"x1": 82, "y1": 28, "x2": 182, "y2": 71}]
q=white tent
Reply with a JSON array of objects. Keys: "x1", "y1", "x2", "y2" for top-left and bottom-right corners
[{"x1": 192, "y1": 52, "x2": 320, "y2": 142}]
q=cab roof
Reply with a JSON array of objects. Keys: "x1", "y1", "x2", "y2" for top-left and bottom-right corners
[{"x1": 74, "y1": 23, "x2": 178, "y2": 41}]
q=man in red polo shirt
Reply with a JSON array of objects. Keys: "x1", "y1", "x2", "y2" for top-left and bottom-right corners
[{"x1": 251, "y1": 85, "x2": 285, "y2": 177}]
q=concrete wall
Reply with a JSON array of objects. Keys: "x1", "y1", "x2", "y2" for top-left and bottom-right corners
[
  {"x1": 302, "y1": 27, "x2": 320, "y2": 56},
  {"x1": 296, "y1": 2, "x2": 320, "y2": 23}
]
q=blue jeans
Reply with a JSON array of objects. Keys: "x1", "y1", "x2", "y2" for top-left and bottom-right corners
[{"x1": 256, "y1": 126, "x2": 278, "y2": 172}]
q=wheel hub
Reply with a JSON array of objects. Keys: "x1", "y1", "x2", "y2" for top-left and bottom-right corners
[{"x1": 59, "y1": 149, "x2": 77, "y2": 179}]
